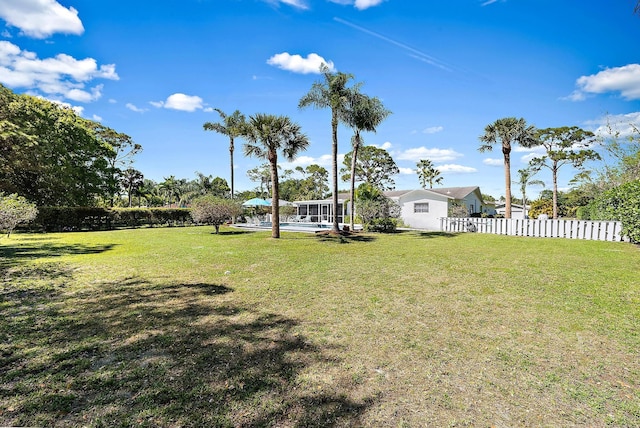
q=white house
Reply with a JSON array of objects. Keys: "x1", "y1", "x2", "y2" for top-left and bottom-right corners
[
  {"x1": 495, "y1": 203, "x2": 529, "y2": 218},
  {"x1": 384, "y1": 186, "x2": 488, "y2": 230},
  {"x1": 429, "y1": 186, "x2": 486, "y2": 216},
  {"x1": 292, "y1": 195, "x2": 349, "y2": 224},
  {"x1": 293, "y1": 186, "x2": 491, "y2": 231},
  {"x1": 382, "y1": 189, "x2": 450, "y2": 230}
]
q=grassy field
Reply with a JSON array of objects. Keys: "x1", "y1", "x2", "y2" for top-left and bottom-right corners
[{"x1": 1, "y1": 226, "x2": 639, "y2": 427}]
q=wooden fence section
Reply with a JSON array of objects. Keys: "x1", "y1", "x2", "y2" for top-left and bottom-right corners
[{"x1": 440, "y1": 217, "x2": 628, "y2": 242}]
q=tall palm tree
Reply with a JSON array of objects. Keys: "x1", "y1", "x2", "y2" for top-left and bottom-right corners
[
  {"x1": 241, "y1": 114, "x2": 309, "y2": 238},
  {"x1": 341, "y1": 91, "x2": 391, "y2": 231},
  {"x1": 203, "y1": 109, "x2": 246, "y2": 199},
  {"x1": 159, "y1": 175, "x2": 180, "y2": 207},
  {"x1": 478, "y1": 117, "x2": 537, "y2": 218},
  {"x1": 299, "y1": 64, "x2": 354, "y2": 233},
  {"x1": 121, "y1": 168, "x2": 144, "y2": 207},
  {"x1": 515, "y1": 167, "x2": 545, "y2": 219},
  {"x1": 416, "y1": 159, "x2": 443, "y2": 189}
]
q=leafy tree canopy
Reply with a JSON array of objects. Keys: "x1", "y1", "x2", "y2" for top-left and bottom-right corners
[
  {"x1": 0, "y1": 84, "x2": 139, "y2": 206},
  {"x1": 0, "y1": 193, "x2": 38, "y2": 237},
  {"x1": 190, "y1": 195, "x2": 243, "y2": 234},
  {"x1": 341, "y1": 145, "x2": 399, "y2": 191},
  {"x1": 416, "y1": 159, "x2": 443, "y2": 189},
  {"x1": 529, "y1": 126, "x2": 599, "y2": 219}
]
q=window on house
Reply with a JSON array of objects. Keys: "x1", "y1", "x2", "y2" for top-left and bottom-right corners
[{"x1": 414, "y1": 203, "x2": 429, "y2": 213}]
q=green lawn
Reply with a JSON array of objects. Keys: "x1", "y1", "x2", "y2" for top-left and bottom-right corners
[{"x1": 1, "y1": 226, "x2": 639, "y2": 426}]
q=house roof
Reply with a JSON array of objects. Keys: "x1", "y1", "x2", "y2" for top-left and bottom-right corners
[
  {"x1": 383, "y1": 189, "x2": 454, "y2": 200},
  {"x1": 495, "y1": 203, "x2": 529, "y2": 210},
  {"x1": 294, "y1": 193, "x2": 349, "y2": 204},
  {"x1": 296, "y1": 187, "x2": 483, "y2": 204},
  {"x1": 429, "y1": 186, "x2": 480, "y2": 200},
  {"x1": 383, "y1": 190, "x2": 413, "y2": 198}
]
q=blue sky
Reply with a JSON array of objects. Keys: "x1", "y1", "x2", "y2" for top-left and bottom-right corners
[{"x1": 1, "y1": 0, "x2": 639, "y2": 199}]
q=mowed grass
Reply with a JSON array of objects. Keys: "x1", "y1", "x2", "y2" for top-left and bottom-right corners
[{"x1": 1, "y1": 226, "x2": 639, "y2": 427}]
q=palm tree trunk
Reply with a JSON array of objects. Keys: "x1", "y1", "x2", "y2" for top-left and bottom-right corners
[
  {"x1": 349, "y1": 134, "x2": 361, "y2": 231},
  {"x1": 229, "y1": 138, "x2": 235, "y2": 224},
  {"x1": 269, "y1": 153, "x2": 280, "y2": 239},
  {"x1": 552, "y1": 166, "x2": 558, "y2": 219},
  {"x1": 503, "y1": 150, "x2": 512, "y2": 219},
  {"x1": 229, "y1": 138, "x2": 235, "y2": 199},
  {"x1": 331, "y1": 111, "x2": 340, "y2": 233}
]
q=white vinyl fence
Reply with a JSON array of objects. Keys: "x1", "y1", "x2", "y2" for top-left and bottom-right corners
[{"x1": 440, "y1": 217, "x2": 628, "y2": 242}]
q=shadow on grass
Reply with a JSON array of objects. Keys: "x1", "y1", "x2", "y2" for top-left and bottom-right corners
[
  {"x1": 314, "y1": 232, "x2": 377, "y2": 244},
  {"x1": 1, "y1": 241, "x2": 118, "y2": 293},
  {"x1": 215, "y1": 229, "x2": 256, "y2": 236},
  {"x1": 415, "y1": 231, "x2": 460, "y2": 239},
  {"x1": 0, "y1": 276, "x2": 376, "y2": 426},
  {"x1": 0, "y1": 242, "x2": 117, "y2": 267}
]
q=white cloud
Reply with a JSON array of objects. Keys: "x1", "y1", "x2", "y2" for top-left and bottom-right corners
[
  {"x1": 281, "y1": 153, "x2": 344, "y2": 168},
  {"x1": 354, "y1": 0, "x2": 384, "y2": 9},
  {"x1": 263, "y1": 0, "x2": 308, "y2": 9},
  {"x1": 569, "y1": 64, "x2": 640, "y2": 101},
  {"x1": 92, "y1": 114, "x2": 102, "y2": 122},
  {"x1": 280, "y1": 0, "x2": 308, "y2": 9},
  {"x1": 0, "y1": 0, "x2": 84, "y2": 39},
  {"x1": 565, "y1": 90, "x2": 586, "y2": 102},
  {"x1": 483, "y1": 158, "x2": 503, "y2": 166},
  {"x1": 65, "y1": 84, "x2": 103, "y2": 102},
  {"x1": 267, "y1": 52, "x2": 335, "y2": 74},
  {"x1": 372, "y1": 141, "x2": 393, "y2": 150},
  {"x1": 423, "y1": 126, "x2": 444, "y2": 134},
  {"x1": 437, "y1": 164, "x2": 478, "y2": 174},
  {"x1": 520, "y1": 153, "x2": 541, "y2": 163},
  {"x1": 513, "y1": 145, "x2": 543, "y2": 153},
  {"x1": 329, "y1": 0, "x2": 385, "y2": 9},
  {"x1": 152, "y1": 93, "x2": 205, "y2": 112},
  {"x1": 0, "y1": 41, "x2": 117, "y2": 102},
  {"x1": 288, "y1": 155, "x2": 316, "y2": 166},
  {"x1": 396, "y1": 147, "x2": 463, "y2": 162},
  {"x1": 585, "y1": 112, "x2": 640, "y2": 139},
  {"x1": 398, "y1": 167, "x2": 415, "y2": 175},
  {"x1": 126, "y1": 103, "x2": 148, "y2": 113}
]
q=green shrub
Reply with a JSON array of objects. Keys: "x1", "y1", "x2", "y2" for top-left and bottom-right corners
[
  {"x1": 0, "y1": 193, "x2": 38, "y2": 237},
  {"x1": 190, "y1": 196, "x2": 242, "y2": 234},
  {"x1": 112, "y1": 208, "x2": 152, "y2": 227},
  {"x1": 33, "y1": 207, "x2": 193, "y2": 231},
  {"x1": 528, "y1": 199, "x2": 553, "y2": 219},
  {"x1": 595, "y1": 180, "x2": 640, "y2": 243},
  {"x1": 34, "y1": 207, "x2": 113, "y2": 232},
  {"x1": 365, "y1": 217, "x2": 398, "y2": 233}
]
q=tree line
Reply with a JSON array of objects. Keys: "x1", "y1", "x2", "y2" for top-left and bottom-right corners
[
  {"x1": 2, "y1": 69, "x2": 638, "y2": 239},
  {"x1": 203, "y1": 65, "x2": 395, "y2": 237}
]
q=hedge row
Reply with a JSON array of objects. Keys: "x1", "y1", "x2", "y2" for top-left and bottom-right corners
[
  {"x1": 594, "y1": 180, "x2": 640, "y2": 243},
  {"x1": 32, "y1": 207, "x2": 193, "y2": 232}
]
